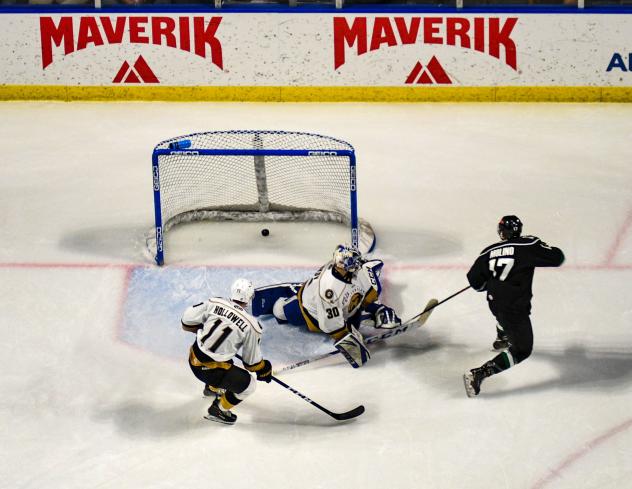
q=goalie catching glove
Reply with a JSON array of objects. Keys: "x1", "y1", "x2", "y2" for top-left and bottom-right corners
[{"x1": 334, "y1": 326, "x2": 371, "y2": 368}]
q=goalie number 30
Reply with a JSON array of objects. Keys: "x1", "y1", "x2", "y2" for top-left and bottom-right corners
[
  {"x1": 489, "y1": 258, "x2": 515, "y2": 281},
  {"x1": 326, "y1": 307, "x2": 340, "y2": 319}
]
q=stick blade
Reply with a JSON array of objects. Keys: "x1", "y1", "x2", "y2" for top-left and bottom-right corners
[
  {"x1": 332, "y1": 405, "x2": 365, "y2": 421},
  {"x1": 415, "y1": 298, "x2": 439, "y2": 327}
]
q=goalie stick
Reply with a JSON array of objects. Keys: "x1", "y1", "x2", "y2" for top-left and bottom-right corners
[
  {"x1": 236, "y1": 354, "x2": 364, "y2": 421},
  {"x1": 273, "y1": 297, "x2": 440, "y2": 375}
]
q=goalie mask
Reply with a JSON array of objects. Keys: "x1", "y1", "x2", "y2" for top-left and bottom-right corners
[
  {"x1": 230, "y1": 278, "x2": 255, "y2": 304},
  {"x1": 333, "y1": 244, "x2": 362, "y2": 273}
]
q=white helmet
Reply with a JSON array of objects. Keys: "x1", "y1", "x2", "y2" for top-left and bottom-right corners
[
  {"x1": 230, "y1": 278, "x2": 255, "y2": 304},
  {"x1": 333, "y1": 244, "x2": 363, "y2": 272}
]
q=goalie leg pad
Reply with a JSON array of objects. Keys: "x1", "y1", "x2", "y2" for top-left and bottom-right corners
[
  {"x1": 273, "y1": 296, "x2": 307, "y2": 327},
  {"x1": 252, "y1": 283, "x2": 302, "y2": 316},
  {"x1": 272, "y1": 298, "x2": 288, "y2": 322},
  {"x1": 334, "y1": 327, "x2": 371, "y2": 368}
]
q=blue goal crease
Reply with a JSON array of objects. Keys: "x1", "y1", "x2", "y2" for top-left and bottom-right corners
[{"x1": 118, "y1": 265, "x2": 331, "y2": 364}]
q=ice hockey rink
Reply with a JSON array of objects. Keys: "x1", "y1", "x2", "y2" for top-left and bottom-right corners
[{"x1": 1, "y1": 101, "x2": 631, "y2": 489}]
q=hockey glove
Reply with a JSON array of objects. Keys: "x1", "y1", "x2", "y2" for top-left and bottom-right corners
[
  {"x1": 374, "y1": 305, "x2": 401, "y2": 329},
  {"x1": 255, "y1": 359, "x2": 273, "y2": 383}
]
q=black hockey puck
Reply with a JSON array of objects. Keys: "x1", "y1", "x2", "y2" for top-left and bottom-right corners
[{"x1": 261, "y1": 228, "x2": 270, "y2": 237}]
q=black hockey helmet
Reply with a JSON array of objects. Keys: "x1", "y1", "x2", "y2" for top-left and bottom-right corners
[{"x1": 498, "y1": 215, "x2": 522, "y2": 240}]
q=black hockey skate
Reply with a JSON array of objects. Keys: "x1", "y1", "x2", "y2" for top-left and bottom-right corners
[
  {"x1": 204, "y1": 398, "x2": 237, "y2": 425},
  {"x1": 463, "y1": 361, "x2": 497, "y2": 398},
  {"x1": 203, "y1": 384, "x2": 226, "y2": 398}
]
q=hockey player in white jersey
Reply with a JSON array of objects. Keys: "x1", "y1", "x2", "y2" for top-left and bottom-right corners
[
  {"x1": 252, "y1": 244, "x2": 401, "y2": 368},
  {"x1": 181, "y1": 278, "x2": 272, "y2": 425}
]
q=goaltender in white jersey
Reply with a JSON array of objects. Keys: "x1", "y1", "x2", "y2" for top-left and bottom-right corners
[
  {"x1": 252, "y1": 244, "x2": 401, "y2": 368},
  {"x1": 182, "y1": 278, "x2": 272, "y2": 425},
  {"x1": 299, "y1": 257, "x2": 379, "y2": 336}
]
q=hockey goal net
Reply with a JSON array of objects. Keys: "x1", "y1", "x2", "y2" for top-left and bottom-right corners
[{"x1": 148, "y1": 130, "x2": 376, "y2": 265}]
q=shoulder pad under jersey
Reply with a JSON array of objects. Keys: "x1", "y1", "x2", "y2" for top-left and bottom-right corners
[
  {"x1": 358, "y1": 262, "x2": 381, "y2": 294},
  {"x1": 512, "y1": 235, "x2": 541, "y2": 246},
  {"x1": 213, "y1": 297, "x2": 261, "y2": 334},
  {"x1": 480, "y1": 240, "x2": 506, "y2": 255},
  {"x1": 318, "y1": 268, "x2": 346, "y2": 304},
  {"x1": 250, "y1": 319, "x2": 263, "y2": 335}
]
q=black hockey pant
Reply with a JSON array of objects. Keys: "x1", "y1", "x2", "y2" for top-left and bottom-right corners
[
  {"x1": 493, "y1": 312, "x2": 534, "y2": 371},
  {"x1": 189, "y1": 362, "x2": 253, "y2": 407}
]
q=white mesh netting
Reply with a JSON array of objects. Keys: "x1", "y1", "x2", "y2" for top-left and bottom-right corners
[{"x1": 148, "y1": 130, "x2": 375, "y2": 263}]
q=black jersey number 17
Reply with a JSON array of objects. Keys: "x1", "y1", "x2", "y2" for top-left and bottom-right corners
[{"x1": 489, "y1": 258, "x2": 515, "y2": 281}]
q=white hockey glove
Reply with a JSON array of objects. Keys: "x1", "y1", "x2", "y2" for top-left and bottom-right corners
[
  {"x1": 334, "y1": 326, "x2": 370, "y2": 368},
  {"x1": 374, "y1": 305, "x2": 401, "y2": 329}
]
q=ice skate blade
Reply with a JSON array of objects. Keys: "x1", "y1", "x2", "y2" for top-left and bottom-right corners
[
  {"x1": 463, "y1": 373, "x2": 478, "y2": 398},
  {"x1": 203, "y1": 413, "x2": 236, "y2": 425}
]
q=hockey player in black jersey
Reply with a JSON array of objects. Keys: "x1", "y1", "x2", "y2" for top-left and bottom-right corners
[{"x1": 463, "y1": 215, "x2": 565, "y2": 397}]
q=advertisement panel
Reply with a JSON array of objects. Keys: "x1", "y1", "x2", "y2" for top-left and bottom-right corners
[{"x1": 0, "y1": 12, "x2": 630, "y2": 99}]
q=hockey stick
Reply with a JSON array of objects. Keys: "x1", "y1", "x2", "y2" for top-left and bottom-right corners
[
  {"x1": 274, "y1": 286, "x2": 471, "y2": 375},
  {"x1": 411, "y1": 285, "x2": 471, "y2": 318},
  {"x1": 270, "y1": 375, "x2": 365, "y2": 421},
  {"x1": 274, "y1": 297, "x2": 438, "y2": 375},
  {"x1": 236, "y1": 354, "x2": 364, "y2": 421}
]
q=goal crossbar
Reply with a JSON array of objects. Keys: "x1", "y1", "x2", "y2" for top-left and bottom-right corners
[{"x1": 154, "y1": 149, "x2": 355, "y2": 157}]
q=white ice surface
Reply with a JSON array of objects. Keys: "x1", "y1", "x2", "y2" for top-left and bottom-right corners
[{"x1": 1, "y1": 101, "x2": 631, "y2": 489}]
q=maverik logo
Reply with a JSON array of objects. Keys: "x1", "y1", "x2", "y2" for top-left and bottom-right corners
[
  {"x1": 406, "y1": 57, "x2": 451, "y2": 84},
  {"x1": 113, "y1": 55, "x2": 159, "y2": 83},
  {"x1": 333, "y1": 16, "x2": 518, "y2": 81},
  {"x1": 39, "y1": 16, "x2": 224, "y2": 70}
]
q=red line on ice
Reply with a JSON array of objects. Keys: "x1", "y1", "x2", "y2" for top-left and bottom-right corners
[
  {"x1": 390, "y1": 263, "x2": 632, "y2": 271},
  {"x1": 0, "y1": 262, "x2": 318, "y2": 270},
  {"x1": 604, "y1": 209, "x2": 632, "y2": 265},
  {"x1": 0, "y1": 262, "x2": 631, "y2": 270},
  {"x1": 115, "y1": 265, "x2": 134, "y2": 341},
  {"x1": 0, "y1": 262, "x2": 135, "y2": 269},
  {"x1": 531, "y1": 417, "x2": 632, "y2": 489}
]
